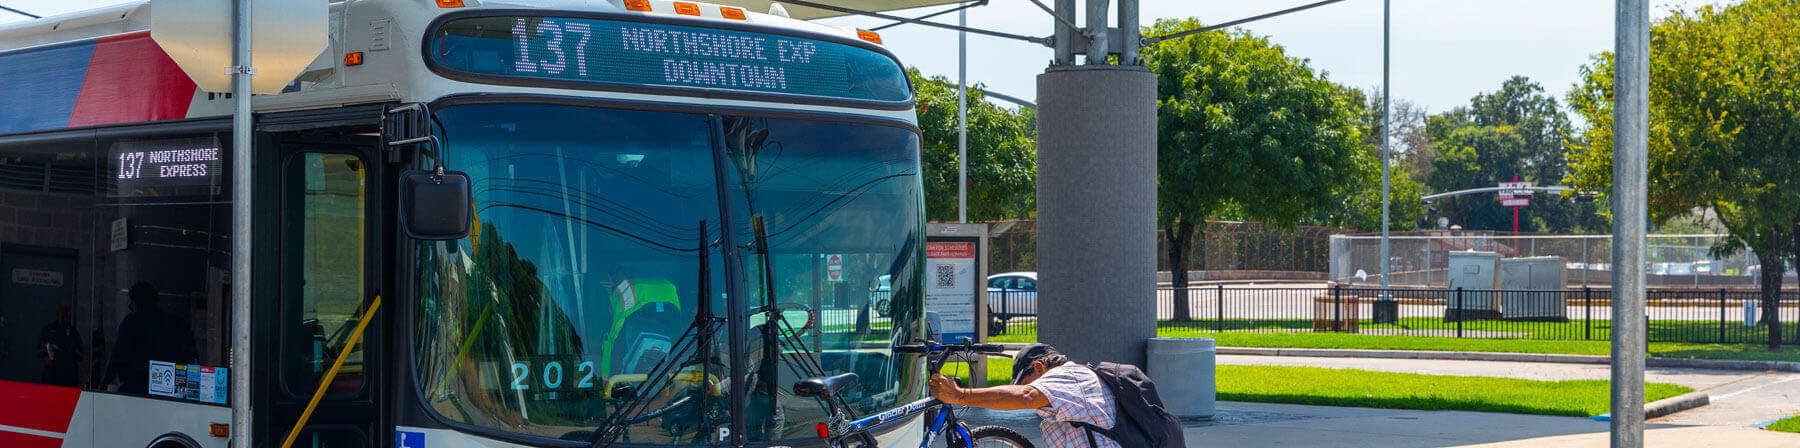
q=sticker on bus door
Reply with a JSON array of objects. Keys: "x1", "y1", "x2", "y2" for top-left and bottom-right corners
[
  {"x1": 396, "y1": 430, "x2": 424, "y2": 448},
  {"x1": 148, "y1": 360, "x2": 177, "y2": 397}
]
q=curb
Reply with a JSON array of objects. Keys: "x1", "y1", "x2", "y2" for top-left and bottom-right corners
[
  {"x1": 1591, "y1": 392, "x2": 1712, "y2": 422},
  {"x1": 1646, "y1": 392, "x2": 1711, "y2": 419},
  {"x1": 1215, "y1": 347, "x2": 1800, "y2": 373}
]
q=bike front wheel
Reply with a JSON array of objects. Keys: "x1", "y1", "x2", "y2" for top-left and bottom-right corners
[{"x1": 966, "y1": 426, "x2": 1034, "y2": 448}]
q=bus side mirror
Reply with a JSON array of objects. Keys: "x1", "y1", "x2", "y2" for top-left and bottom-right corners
[
  {"x1": 924, "y1": 311, "x2": 943, "y2": 342},
  {"x1": 400, "y1": 170, "x2": 472, "y2": 240}
]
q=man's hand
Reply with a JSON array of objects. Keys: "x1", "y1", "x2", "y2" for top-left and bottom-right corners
[{"x1": 928, "y1": 374, "x2": 964, "y2": 405}]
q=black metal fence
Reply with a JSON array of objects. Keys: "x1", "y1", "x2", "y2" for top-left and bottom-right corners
[{"x1": 987, "y1": 287, "x2": 1800, "y2": 345}]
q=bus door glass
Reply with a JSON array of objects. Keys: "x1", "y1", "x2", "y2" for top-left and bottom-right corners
[{"x1": 277, "y1": 136, "x2": 378, "y2": 447}]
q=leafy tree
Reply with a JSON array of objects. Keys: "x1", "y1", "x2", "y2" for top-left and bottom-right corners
[
  {"x1": 1335, "y1": 88, "x2": 1427, "y2": 232},
  {"x1": 1357, "y1": 91, "x2": 1439, "y2": 187},
  {"x1": 910, "y1": 69, "x2": 1038, "y2": 222},
  {"x1": 1427, "y1": 76, "x2": 1603, "y2": 233},
  {"x1": 1565, "y1": 0, "x2": 1800, "y2": 349},
  {"x1": 1144, "y1": 19, "x2": 1369, "y2": 320}
]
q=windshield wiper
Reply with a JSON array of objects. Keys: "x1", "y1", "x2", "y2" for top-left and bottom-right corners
[
  {"x1": 590, "y1": 221, "x2": 724, "y2": 447},
  {"x1": 749, "y1": 216, "x2": 855, "y2": 419}
]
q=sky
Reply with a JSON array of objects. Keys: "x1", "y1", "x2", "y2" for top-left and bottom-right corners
[{"x1": 0, "y1": 0, "x2": 1713, "y2": 114}]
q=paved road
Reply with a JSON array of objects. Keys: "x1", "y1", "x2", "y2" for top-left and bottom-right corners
[
  {"x1": 1155, "y1": 287, "x2": 1800, "y2": 324},
  {"x1": 1216, "y1": 355, "x2": 1800, "y2": 427},
  {"x1": 952, "y1": 356, "x2": 1800, "y2": 447},
  {"x1": 957, "y1": 402, "x2": 1800, "y2": 448}
]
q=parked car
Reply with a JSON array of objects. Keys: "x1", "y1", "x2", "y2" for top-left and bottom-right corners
[{"x1": 987, "y1": 272, "x2": 1038, "y2": 317}]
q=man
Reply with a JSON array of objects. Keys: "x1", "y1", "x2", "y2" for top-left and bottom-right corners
[
  {"x1": 929, "y1": 343, "x2": 1119, "y2": 448},
  {"x1": 103, "y1": 282, "x2": 196, "y2": 394},
  {"x1": 36, "y1": 303, "x2": 84, "y2": 387}
]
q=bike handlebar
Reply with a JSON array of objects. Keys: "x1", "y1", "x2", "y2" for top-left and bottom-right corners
[{"x1": 891, "y1": 342, "x2": 1007, "y2": 355}]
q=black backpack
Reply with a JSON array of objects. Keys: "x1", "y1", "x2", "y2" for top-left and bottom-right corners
[{"x1": 1071, "y1": 362, "x2": 1188, "y2": 448}]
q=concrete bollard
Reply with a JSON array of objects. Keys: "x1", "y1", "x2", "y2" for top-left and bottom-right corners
[{"x1": 1147, "y1": 337, "x2": 1215, "y2": 420}]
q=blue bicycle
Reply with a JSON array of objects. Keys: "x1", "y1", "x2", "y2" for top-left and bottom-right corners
[{"x1": 794, "y1": 339, "x2": 1035, "y2": 448}]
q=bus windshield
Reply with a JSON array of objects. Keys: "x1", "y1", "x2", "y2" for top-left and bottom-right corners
[{"x1": 412, "y1": 103, "x2": 924, "y2": 444}]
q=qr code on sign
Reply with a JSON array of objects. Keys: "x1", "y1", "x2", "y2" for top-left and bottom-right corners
[{"x1": 935, "y1": 263, "x2": 956, "y2": 288}]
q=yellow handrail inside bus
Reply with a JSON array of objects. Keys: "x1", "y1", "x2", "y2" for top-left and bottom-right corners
[{"x1": 281, "y1": 295, "x2": 382, "y2": 448}]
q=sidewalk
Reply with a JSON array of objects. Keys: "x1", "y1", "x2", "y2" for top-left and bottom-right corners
[
  {"x1": 956, "y1": 402, "x2": 1800, "y2": 448},
  {"x1": 1216, "y1": 354, "x2": 1800, "y2": 427}
]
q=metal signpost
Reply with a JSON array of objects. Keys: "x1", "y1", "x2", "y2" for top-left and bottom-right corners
[
  {"x1": 1612, "y1": 0, "x2": 1650, "y2": 445},
  {"x1": 229, "y1": 1, "x2": 253, "y2": 446},
  {"x1": 1499, "y1": 180, "x2": 1533, "y2": 232}
]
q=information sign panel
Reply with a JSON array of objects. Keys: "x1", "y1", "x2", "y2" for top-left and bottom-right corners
[{"x1": 925, "y1": 240, "x2": 977, "y2": 343}]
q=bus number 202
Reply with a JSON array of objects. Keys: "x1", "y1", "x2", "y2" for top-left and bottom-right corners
[{"x1": 510, "y1": 361, "x2": 597, "y2": 391}]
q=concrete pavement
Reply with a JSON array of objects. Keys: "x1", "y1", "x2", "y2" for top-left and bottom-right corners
[
  {"x1": 951, "y1": 355, "x2": 1800, "y2": 447},
  {"x1": 957, "y1": 401, "x2": 1800, "y2": 448}
]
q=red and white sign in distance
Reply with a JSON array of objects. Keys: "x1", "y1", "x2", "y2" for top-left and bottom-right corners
[
  {"x1": 1502, "y1": 198, "x2": 1530, "y2": 207},
  {"x1": 826, "y1": 254, "x2": 844, "y2": 282},
  {"x1": 926, "y1": 242, "x2": 975, "y2": 259},
  {"x1": 1498, "y1": 181, "x2": 1534, "y2": 199}
]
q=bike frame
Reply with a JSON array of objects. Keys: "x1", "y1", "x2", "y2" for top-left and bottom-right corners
[
  {"x1": 821, "y1": 340, "x2": 1001, "y2": 448},
  {"x1": 840, "y1": 396, "x2": 966, "y2": 448}
]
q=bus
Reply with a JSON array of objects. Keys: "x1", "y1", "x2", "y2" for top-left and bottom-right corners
[{"x1": 0, "y1": 0, "x2": 930, "y2": 446}]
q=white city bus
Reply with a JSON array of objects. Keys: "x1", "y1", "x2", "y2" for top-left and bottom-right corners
[{"x1": 0, "y1": 1, "x2": 930, "y2": 446}]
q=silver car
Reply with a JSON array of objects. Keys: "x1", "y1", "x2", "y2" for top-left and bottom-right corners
[{"x1": 986, "y1": 272, "x2": 1038, "y2": 317}]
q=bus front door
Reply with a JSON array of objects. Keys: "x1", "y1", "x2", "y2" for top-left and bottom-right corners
[{"x1": 265, "y1": 131, "x2": 384, "y2": 447}]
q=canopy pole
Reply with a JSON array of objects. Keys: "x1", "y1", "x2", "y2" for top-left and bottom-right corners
[{"x1": 1610, "y1": 0, "x2": 1649, "y2": 445}]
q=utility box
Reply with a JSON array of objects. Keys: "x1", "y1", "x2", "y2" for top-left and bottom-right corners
[
  {"x1": 1498, "y1": 257, "x2": 1568, "y2": 321},
  {"x1": 1445, "y1": 251, "x2": 1501, "y2": 320}
]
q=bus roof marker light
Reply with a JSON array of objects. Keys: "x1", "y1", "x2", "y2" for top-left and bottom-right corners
[
  {"x1": 721, "y1": 7, "x2": 747, "y2": 20},
  {"x1": 344, "y1": 52, "x2": 364, "y2": 66},
  {"x1": 673, "y1": 2, "x2": 701, "y2": 15},
  {"x1": 857, "y1": 29, "x2": 883, "y2": 44},
  {"x1": 435, "y1": 0, "x2": 464, "y2": 8},
  {"x1": 623, "y1": 0, "x2": 651, "y2": 11}
]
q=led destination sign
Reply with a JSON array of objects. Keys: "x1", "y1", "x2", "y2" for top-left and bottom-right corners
[
  {"x1": 430, "y1": 16, "x2": 911, "y2": 102},
  {"x1": 109, "y1": 136, "x2": 225, "y2": 198}
]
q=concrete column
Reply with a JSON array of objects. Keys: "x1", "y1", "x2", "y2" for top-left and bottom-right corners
[{"x1": 1035, "y1": 65, "x2": 1157, "y2": 366}]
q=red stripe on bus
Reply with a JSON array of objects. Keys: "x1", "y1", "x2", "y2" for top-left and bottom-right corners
[
  {"x1": 0, "y1": 430, "x2": 63, "y2": 448},
  {"x1": 67, "y1": 31, "x2": 198, "y2": 128},
  {"x1": 0, "y1": 380, "x2": 81, "y2": 433}
]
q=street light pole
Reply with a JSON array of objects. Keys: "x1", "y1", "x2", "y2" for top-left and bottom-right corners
[
  {"x1": 1378, "y1": 0, "x2": 1391, "y2": 297},
  {"x1": 957, "y1": 6, "x2": 968, "y2": 223},
  {"x1": 1611, "y1": 0, "x2": 1649, "y2": 446}
]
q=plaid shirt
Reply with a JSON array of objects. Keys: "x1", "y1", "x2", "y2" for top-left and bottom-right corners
[{"x1": 1027, "y1": 364, "x2": 1120, "y2": 448}]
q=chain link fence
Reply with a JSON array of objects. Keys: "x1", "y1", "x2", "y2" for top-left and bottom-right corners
[
  {"x1": 982, "y1": 220, "x2": 1348, "y2": 275},
  {"x1": 1330, "y1": 232, "x2": 1792, "y2": 289},
  {"x1": 986, "y1": 286, "x2": 1800, "y2": 345}
]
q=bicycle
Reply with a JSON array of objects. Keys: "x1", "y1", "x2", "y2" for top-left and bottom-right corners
[{"x1": 794, "y1": 338, "x2": 1035, "y2": 448}]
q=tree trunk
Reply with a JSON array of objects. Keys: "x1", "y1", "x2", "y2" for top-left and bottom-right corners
[
  {"x1": 1761, "y1": 229, "x2": 1787, "y2": 350},
  {"x1": 1166, "y1": 220, "x2": 1196, "y2": 321}
]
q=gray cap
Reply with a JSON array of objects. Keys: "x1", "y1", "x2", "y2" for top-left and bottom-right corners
[{"x1": 1010, "y1": 343, "x2": 1059, "y2": 384}]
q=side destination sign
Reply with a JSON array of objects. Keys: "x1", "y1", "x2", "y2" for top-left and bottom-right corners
[{"x1": 429, "y1": 15, "x2": 911, "y2": 103}]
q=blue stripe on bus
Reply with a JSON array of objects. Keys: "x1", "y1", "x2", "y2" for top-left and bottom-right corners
[{"x1": 0, "y1": 40, "x2": 97, "y2": 134}]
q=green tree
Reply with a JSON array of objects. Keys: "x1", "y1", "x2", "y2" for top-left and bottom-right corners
[
  {"x1": 1333, "y1": 88, "x2": 1427, "y2": 232},
  {"x1": 1427, "y1": 76, "x2": 1602, "y2": 233},
  {"x1": 1565, "y1": 0, "x2": 1800, "y2": 349},
  {"x1": 1144, "y1": 19, "x2": 1370, "y2": 320},
  {"x1": 910, "y1": 69, "x2": 1038, "y2": 222}
]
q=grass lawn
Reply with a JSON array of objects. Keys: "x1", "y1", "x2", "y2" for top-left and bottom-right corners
[
  {"x1": 1217, "y1": 365, "x2": 1691, "y2": 417},
  {"x1": 944, "y1": 359, "x2": 1689, "y2": 417},
  {"x1": 989, "y1": 323, "x2": 1800, "y2": 363},
  {"x1": 941, "y1": 359, "x2": 1015, "y2": 387},
  {"x1": 1769, "y1": 415, "x2": 1800, "y2": 433}
]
